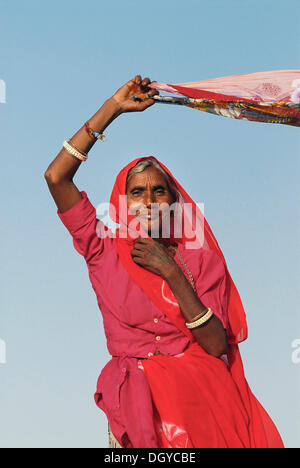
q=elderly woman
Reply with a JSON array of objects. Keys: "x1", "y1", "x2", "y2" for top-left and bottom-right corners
[{"x1": 44, "y1": 76, "x2": 284, "y2": 448}]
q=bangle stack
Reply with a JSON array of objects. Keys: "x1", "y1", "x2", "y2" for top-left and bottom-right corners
[
  {"x1": 62, "y1": 121, "x2": 106, "y2": 162},
  {"x1": 63, "y1": 140, "x2": 88, "y2": 162},
  {"x1": 185, "y1": 307, "x2": 213, "y2": 329}
]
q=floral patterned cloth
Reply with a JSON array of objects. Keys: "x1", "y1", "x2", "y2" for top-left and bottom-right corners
[{"x1": 150, "y1": 70, "x2": 300, "y2": 126}]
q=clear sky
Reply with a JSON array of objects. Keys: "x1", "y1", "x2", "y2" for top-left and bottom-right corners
[{"x1": 0, "y1": 0, "x2": 299, "y2": 448}]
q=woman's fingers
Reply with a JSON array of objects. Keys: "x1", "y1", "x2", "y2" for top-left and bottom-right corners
[
  {"x1": 147, "y1": 88, "x2": 159, "y2": 96},
  {"x1": 134, "y1": 238, "x2": 153, "y2": 246},
  {"x1": 131, "y1": 249, "x2": 145, "y2": 262},
  {"x1": 145, "y1": 89, "x2": 159, "y2": 101},
  {"x1": 131, "y1": 239, "x2": 152, "y2": 256},
  {"x1": 131, "y1": 244, "x2": 148, "y2": 255},
  {"x1": 131, "y1": 246, "x2": 144, "y2": 255},
  {"x1": 115, "y1": 75, "x2": 158, "y2": 112},
  {"x1": 131, "y1": 75, "x2": 150, "y2": 89},
  {"x1": 141, "y1": 77, "x2": 151, "y2": 88},
  {"x1": 133, "y1": 75, "x2": 142, "y2": 84},
  {"x1": 133, "y1": 76, "x2": 156, "y2": 94}
]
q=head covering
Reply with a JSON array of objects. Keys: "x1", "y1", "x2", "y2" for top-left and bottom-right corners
[{"x1": 109, "y1": 156, "x2": 247, "y2": 345}]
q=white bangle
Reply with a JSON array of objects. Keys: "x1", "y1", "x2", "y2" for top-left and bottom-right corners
[
  {"x1": 63, "y1": 140, "x2": 88, "y2": 162},
  {"x1": 185, "y1": 308, "x2": 213, "y2": 329}
]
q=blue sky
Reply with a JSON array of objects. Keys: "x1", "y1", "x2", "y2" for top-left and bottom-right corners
[{"x1": 0, "y1": 0, "x2": 299, "y2": 448}]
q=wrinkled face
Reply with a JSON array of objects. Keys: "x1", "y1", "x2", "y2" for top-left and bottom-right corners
[{"x1": 126, "y1": 166, "x2": 176, "y2": 237}]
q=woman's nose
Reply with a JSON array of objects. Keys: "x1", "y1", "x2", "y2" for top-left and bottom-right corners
[{"x1": 144, "y1": 190, "x2": 154, "y2": 207}]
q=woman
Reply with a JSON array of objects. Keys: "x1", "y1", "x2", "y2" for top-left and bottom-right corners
[{"x1": 45, "y1": 75, "x2": 284, "y2": 448}]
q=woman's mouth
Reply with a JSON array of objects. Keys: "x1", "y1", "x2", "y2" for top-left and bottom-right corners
[{"x1": 138, "y1": 209, "x2": 160, "y2": 221}]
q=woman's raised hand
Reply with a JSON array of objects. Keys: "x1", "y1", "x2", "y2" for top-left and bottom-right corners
[{"x1": 111, "y1": 75, "x2": 159, "y2": 113}]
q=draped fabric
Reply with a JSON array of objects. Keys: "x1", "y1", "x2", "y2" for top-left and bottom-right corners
[
  {"x1": 149, "y1": 70, "x2": 300, "y2": 126},
  {"x1": 109, "y1": 156, "x2": 284, "y2": 448},
  {"x1": 142, "y1": 342, "x2": 284, "y2": 448}
]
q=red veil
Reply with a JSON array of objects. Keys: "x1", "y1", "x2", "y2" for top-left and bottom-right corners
[{"x1": 109, "y1": 156, "x2": 284, "y2": 448}]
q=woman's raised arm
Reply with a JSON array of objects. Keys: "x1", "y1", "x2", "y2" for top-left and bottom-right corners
[{"x1": 44, "y1": 76, "x2": 159, "y2": 213}]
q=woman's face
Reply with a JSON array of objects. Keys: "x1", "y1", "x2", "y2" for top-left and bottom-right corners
[{"x1": 126, "y1": 166, "x2": 176, "y2": 237}]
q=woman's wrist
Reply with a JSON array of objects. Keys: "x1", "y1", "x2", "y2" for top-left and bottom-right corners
[
  {"x1": 88, "y1": 97, "x2": 123, "y2": 135},
  {"x1": 105, "y1": 96, "x2": 123, "y2": 117},
  {"x1": 108, "y1": 95, "x2": 124, "y2": 116},
  {"x1": 162, "y1": 260, "x2": 182, "y2": 283}
]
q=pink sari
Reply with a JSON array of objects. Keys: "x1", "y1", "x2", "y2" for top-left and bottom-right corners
[{"x1": 109, "y1": 156, "x2": 284, "y2": 448}]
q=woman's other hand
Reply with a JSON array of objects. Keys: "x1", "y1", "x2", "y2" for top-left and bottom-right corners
[
  {"x1": 131, "y1": 238, "x2": 178, "y2": 279},
  {"x1": 111, "y1": 75, "x2": 159, "y2": 113}
]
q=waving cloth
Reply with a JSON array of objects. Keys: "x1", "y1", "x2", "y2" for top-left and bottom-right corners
[
  {"x1": 149, "y1": 70, "x2": 300, "y2": 126},
  {"x1": 109, "y1": 156, "x2": 284, "y2": 448}
]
